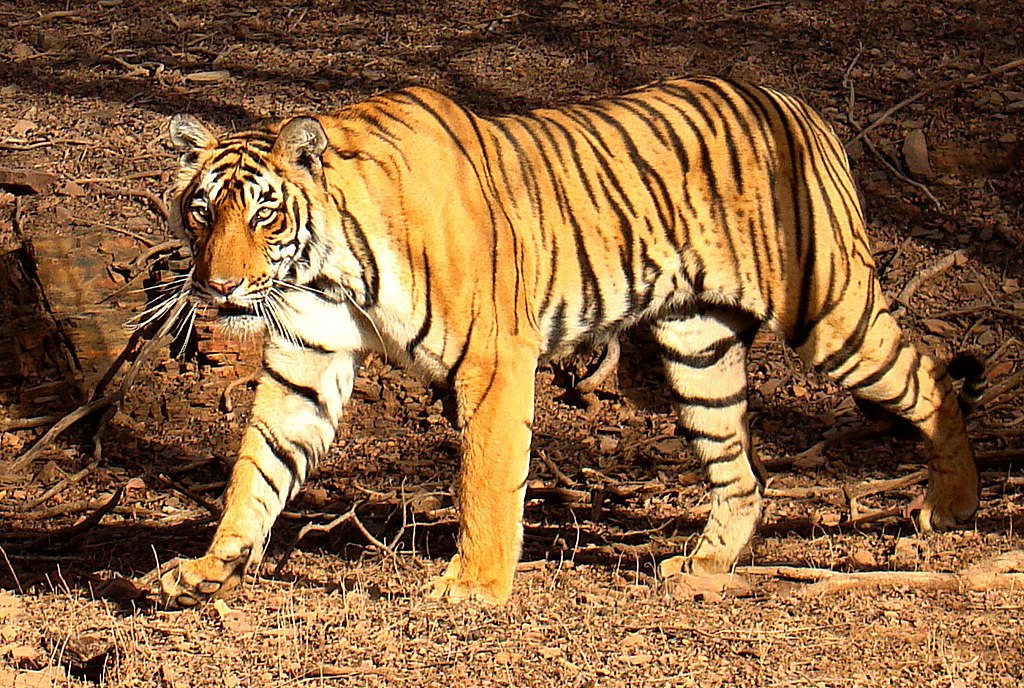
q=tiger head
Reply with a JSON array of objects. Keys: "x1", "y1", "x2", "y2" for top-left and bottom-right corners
[{"x1": 167, "y1": 114, "x2": 332, "y2": 334}]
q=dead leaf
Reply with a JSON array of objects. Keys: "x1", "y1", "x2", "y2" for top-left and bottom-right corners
[
  {"x1": 184, "y1": 70, "x2": 231, "y2": 84},
  {"x1": 14, "y1": 668, "x2": 66, "y2": 688},
  {"x1": 213, "y1": 598, "x2": 253, "y2": 635},
  {"x1": 11, "y1": 120, "x2": 35, "y2": 138},
  {"x1": 94, "y1": 576, "x2": 146, "y2": 603},
  {"x1": 125, "y1": 477, "x2": 147, "y2": 492},
  {"x1": 56, "y1": 181, "x2": 86, "y2": 197},
  {"x1": 658, "y1": 556, "x2": 686, "y2": 579},
  {"x1": 921, "y1": 319, "x2": 956, "y2": 336},
  {"x1": 651, "y1": 438, "x2": 683, "y2": 455},
  {"x1": 11, "y1": 43, "x2": 33, "y2": 60},
  {"x1": 158, "y1": 664, "x2": 177, "y2": 687},
  {"x1": 3, "y1": 644, "x2": 40, "y2": 663},
  {"x1": 663, "y1": 572, "x2": 754, "y2": 601},
  {"x1": 621, "y1": 653, "x2": 654, "y2": 665},
  {"x1": 893, "y1": 537, "x2": 923, "y2": 566},
  {"x1": 0, "y1": 591, "x2": 23, "y2": 621},
  {"x1": 820, "y1": 511, "x2": 842, "y2": 527},
  {"x1": 849, "y1": 549, "x2": 877, "y2": 569},
  {"x1": 791, "y1": 442, "x2": 826, "y2": 470},
  {"x1": 988, "y1": 360, "x2": 1014, "y2": 378},
  {"x1": 903, "y1": 128, "x2": 933, "y2": 178}
]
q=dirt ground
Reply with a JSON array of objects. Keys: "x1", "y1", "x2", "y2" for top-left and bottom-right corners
[{"x1": 1, "y1": 1, "x2": 1023, "y2": 686}]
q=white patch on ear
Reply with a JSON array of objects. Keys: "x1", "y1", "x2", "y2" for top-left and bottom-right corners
[
  {"x1": 274, "y1": 117, "x2": 328, "y2": 175},
  {"x1": 169, "y1": 114, "x2": 217, "y2": 168}
]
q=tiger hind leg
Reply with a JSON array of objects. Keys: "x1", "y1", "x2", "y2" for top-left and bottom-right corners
[
  {"x1": 793, "y1": 284, "x2": 979, "y2": 531},
  {"x1": 653, "y1": 308, "x2": 763, "y2": 575}
]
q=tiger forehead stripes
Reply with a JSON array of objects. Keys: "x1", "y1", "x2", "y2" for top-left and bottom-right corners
[{"x1": 158, "y1": 77, "x2": 982, "y2": 607}]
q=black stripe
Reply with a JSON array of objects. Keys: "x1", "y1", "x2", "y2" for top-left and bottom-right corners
[
  {"x1": 844, "y1": 341, "x2": 906, "y2": 391},
  {"x1": 671, "y1": 388, "x2": 748, "y2": 409},
  {"x1": 262, "y1": 362, "x2": 324, "y2": 411},
  {"x1": 662, "y1": 336, "x2": 736, "y2": 369},
  {"x1": 407, "y1": 248, "x2": 433, "y2": 355},
  {"x1": 337, "y1": 207, "x2": 380, "y2": 306},
  {"x1": 251, "y1": 460, "x2": 284, "y2": 497},
  {"x1": 813, "y1": 287, "x2": 877, "y2": 375},
  {"x1": 684, "y1": 427, "x2": 738, "y2": 443},
  {"x1": 252, "y1": 420, "x2": 302, "y2": 486}
]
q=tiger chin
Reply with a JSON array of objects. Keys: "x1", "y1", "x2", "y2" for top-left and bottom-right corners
[{"x1": 156, "y1": 77, "x2": 984, "y2": 608}]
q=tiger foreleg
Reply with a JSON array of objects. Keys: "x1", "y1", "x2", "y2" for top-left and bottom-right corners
[
  {"x1": 653, "y1": 311, "x2": 763, "y2": 578},
  {"x1": 160, "y1": 347, "x2": 356, "y2": 607},
  {"x1": 424, "y1": 353, "x2": 536, "y2": 604}
]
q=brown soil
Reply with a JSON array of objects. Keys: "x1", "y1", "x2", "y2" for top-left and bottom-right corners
[{"x1": 1, "y1": 1, "x2": 1023, "y2": 686}]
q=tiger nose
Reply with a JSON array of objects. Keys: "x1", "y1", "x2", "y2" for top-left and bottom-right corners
[{"x1": 206, "y1": 278, "x2": 240, "y2": 296}]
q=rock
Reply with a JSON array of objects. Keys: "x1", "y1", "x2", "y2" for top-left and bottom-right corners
[
  {"x1": 0, "y1": 169, "x2": 58, "y2": 195},
  {"x1": 902, "y1": 129, "x2": 933, "y2": 179}
]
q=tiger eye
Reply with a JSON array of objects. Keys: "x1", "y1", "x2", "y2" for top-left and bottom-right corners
[{"x1": 254, "y1": 206, "x2": 276, "y2": 223}]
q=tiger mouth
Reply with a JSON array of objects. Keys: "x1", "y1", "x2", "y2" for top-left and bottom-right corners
[{"x1": 216, "y1": 302, "x2": 256, "y2": 319}]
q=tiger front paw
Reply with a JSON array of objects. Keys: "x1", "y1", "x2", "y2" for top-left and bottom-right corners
[
  {"x1": 422, "y1": 554, "x2": 513, "y2": 605},
  {"x1": 159, "y1": 551, "x2": 248, "y2": 608}
]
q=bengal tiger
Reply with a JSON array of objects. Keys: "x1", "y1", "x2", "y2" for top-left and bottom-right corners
[{"x1": 156, "y1": 77, "x2": 983, "y2": 607}]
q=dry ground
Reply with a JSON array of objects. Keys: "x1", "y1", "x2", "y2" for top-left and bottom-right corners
[{"x1": 1, "y1": 1, "x2": 1023, "y2": 686}]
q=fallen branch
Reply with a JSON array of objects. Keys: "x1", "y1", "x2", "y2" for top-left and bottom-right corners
[
  {"x1": 221, "y1": 373, "x2": 258, "y2": 414},
  {"x1": 864, "y1": 136, "x2": 943, "y2": 209},
  {"x1": 537, "y1": 449, "x2": 576, "y2": 487},
  {"x1": 576, "y1": 336, "x2": 620, "y2": 394},
  {"x1": 22, "y1": 461, "x2": 99, "y2": 510},
  {"x1": 763, "y1": 423, "x2": 885, "y2": 471},
  {"x1": 898, "y1": 250, "x2": 968, "y2": 307},
  {"x1": 0, "y1": 415, "x2": 63, "y2": 432},
  {"x1": 149, "y1": 473, "x2": 222, "y2": 518},
  {"x1": 43, "y1": 487, "x2": 124, "y2": 544},
  {"x1": 738, "y1": 550, "x2": 1024, "y2": 596}
]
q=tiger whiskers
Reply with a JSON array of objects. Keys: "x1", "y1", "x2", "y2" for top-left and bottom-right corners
[
  {"x1": 170, "y1": 296, "x2": 199, "y2": 350},
  {"x1": 124, "y1": 273, "x2": 195, "y2": 332},
  {"x1": 261, "y1": 288, "x2": 301, "y2": 349}
]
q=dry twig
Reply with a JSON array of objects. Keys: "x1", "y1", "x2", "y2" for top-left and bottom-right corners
[
  {"x1": 898, "y1": 250, "x2": 968, "y2": 307},
  {"x1": 576, "y1": 336, "x2": 620, "y2": 395},
  {"x1": 222, "y1": 373, "x2": 258, "y2": 414},
  {"x1": 273, "y1": 502, "x2": 394, "y2": 577},
  {"x1": 537, "y1": 449, "x2": 576, "y2": 487},
  {"x1": 844, "y1": 469, "x2": 927, "y2": 522}
]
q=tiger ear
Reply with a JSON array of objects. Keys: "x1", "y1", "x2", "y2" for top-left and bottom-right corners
[
  {"x1": 169, "y1": 114, "x2": 217, "y2": 168},
  {"x1": 274, "y1": 117, "x2": 328, "y2": 176}
]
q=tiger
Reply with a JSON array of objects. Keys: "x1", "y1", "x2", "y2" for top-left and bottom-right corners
[{"x1": 157, "y1": 76, "x2": 983, "y2": 607}]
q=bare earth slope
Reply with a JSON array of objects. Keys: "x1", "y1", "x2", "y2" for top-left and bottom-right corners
[{"x1": 1, "y1": 2, "x2": 1022, "y2": 685}]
